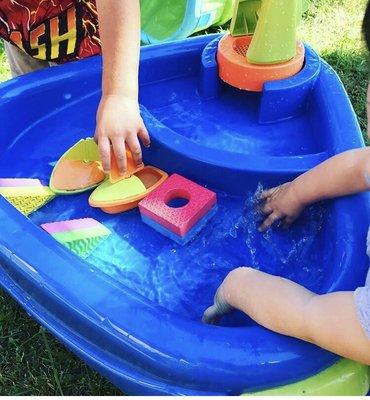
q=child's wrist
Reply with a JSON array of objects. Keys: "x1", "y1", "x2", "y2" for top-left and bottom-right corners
[
  {"x1": 101, "y1": 93, "x2": 138, "y2": 102},
  {"x1": 291, "y1": 175, "x2": 315, "y2": 208}
]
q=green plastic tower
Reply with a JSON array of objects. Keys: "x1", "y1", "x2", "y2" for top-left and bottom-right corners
[{"x1": 230, "y1": 0, "x2": 308, "y2": 64}]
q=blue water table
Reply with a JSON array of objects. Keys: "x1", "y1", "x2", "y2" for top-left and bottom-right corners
[{"x1": 0, "y1": 0, "x2": 369, "y2": 395}]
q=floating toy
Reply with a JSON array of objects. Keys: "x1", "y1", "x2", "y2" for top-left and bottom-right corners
[
  {"x1": 0, "y1": 178, "x2": 55, "y2": 216},
  {"x1": 50, "y1": 138, "x2": 105, "y2": 194},
  {"x1": 89, "y1": 166, "x2": 168, "y2": 214},
  {"x1": 1, "y1": 0, "x2": 370, "y2": 396},
  {"x1": 41, "y1": 218, "x2": 111, "y2": 259},
  {"x1": 140, "y1": 0, "x2": 234, "y2": 44},
  {"x1": 217, "y1": 0, "x2": 307, "y2": 91},
  {"x1": 139, "y1": 174, "x2": 217, "y2": 244},
  {"x1": 109, "y1": 145, "x2": 144, "y2": 183}
]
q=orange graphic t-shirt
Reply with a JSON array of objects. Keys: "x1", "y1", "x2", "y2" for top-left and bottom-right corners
[{"x1": 0, "y1": 0, "x2": 101, "y2": 63}]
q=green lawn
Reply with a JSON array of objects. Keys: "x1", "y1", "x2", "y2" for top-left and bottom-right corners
[
  {"x1": 0, "y1": 0, "x2": 368, "y2": 395},
  {"x1": 0, "y1": 41, "x2": 10, "y2": 82},
  {"x1": 301, "y1": 0, "x2": 369, "y2": 136}
]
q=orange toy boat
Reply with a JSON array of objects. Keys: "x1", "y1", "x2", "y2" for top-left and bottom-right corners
[
  {"x1": 89, "y1": 166, "x2": 168, "y2": 214},
  {"x1": 50, "y1": 138, "x2": 106, "y2": 194}
]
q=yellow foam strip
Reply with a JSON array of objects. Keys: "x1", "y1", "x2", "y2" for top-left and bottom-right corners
[
  {"x1": 0, "y1": 186, "x2": 54, "y2": 197},
  {"x1": 0, "y1": 186, "x2": 56, "y2": 216}
]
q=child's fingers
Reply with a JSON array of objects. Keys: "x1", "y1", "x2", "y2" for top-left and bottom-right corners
[
  {"x1": 283, "y1": 216, "x2": 296, "y2": 230},
  {"x1": 126, "y1": 134, "x2": 143, "y2": 167},
  {"x1": 111, "y1": 137, "x2": 127, "y2": 175},
  {"x1": 260, "y1": 201, "x2": 273, "y2": 215},
  {"x1": 138, "y1": 124, "x2": 151, "y2": 148},
  {"x1": 259, "y1": 187, "x2": 277, "y2": 201},
  {"x1": 202, "y1": 305, "x2": 221, "y2": 325},
  {"x1": 93, "y1": 130, "x2": 99, "y2": 144},
  {"x1": 98, "y1": 136, "x2": 111, "y2": 173},
  {"x1": 259, "y1": 212, "x2": 282, "y2": 232}
]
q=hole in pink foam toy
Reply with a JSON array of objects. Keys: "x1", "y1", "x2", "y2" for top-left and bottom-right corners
[
  {"x1": 165, "y1": 189, "x2": 190, "y2": 209},
  {"x1": 167, "y1": 197, "x2": 189, "y2": 208}
]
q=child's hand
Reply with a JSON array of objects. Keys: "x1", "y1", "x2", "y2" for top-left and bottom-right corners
[
  {"x1": 94, "y1": 95, "x2": 150, "y2": 174},
  {"x1": 203, "y1": 267, "x2": 249, "y2": 325},
  {"x1": 202, "y1": 286, "x2": 235, "y2": 325},
  {"x1": 258, "y1": 182, "x2": 305, "y2": 232}
]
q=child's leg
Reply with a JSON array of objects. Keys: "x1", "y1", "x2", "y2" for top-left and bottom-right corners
[
  {"x1": 204, "y1": 267, "x2": 370, "y2": 365},
  {"x1": 4, "y1": 42, "x2": 52, "y2": 77}
]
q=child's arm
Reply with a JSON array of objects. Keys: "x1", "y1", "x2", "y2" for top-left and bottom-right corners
[
  {"x1": 95, "y1": 0, "x2": 150, "y2": 174},
  {"x1": 204, "y1": 268, "x2": 370, "y2": 364},
  {"x1": 259, "y1": 148, "x2": 370, "y2": 231}
]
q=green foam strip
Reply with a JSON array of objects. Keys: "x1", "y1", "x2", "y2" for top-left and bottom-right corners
[
  {"x1": 62, "y1": 235, "x2": 109, "y2": 259},
  {"x1": 52, "y1": 225, "x2": 111, "y2": 244},
  {"x1": 52, "y1": 224, "x2": 111, "y2": 259}
]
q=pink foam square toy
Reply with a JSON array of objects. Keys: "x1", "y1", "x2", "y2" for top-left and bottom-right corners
[{"x1": 139, "y1": 174, "x2": 217, "y2": 244}]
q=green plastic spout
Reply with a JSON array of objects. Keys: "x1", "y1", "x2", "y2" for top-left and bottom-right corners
[
  {"x1": 230, "y1": 0, "x2": 307, "y2": 64},
  {"x1": 248, "y1": 0, "x2": 298, "y2": 64}
]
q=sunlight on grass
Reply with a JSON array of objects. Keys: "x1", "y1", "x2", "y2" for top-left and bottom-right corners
[
  {"x1": 301, "y1": 0, "x2": 366, "y2": 54},
  {"x1": 300, "y1": 0, "x2": 368, "y2": 133},
  {"x1": 0, "y1": 41, "x2": 10, "y2": 81}
]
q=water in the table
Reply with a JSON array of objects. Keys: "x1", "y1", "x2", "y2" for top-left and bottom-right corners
[{"x1": 31, "y1": 185, "x2": 328, "y2": 325}]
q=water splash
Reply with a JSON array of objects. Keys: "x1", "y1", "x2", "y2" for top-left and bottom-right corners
[{"x1": 31, "y1": 186, "x2": 329, "y2": 324}]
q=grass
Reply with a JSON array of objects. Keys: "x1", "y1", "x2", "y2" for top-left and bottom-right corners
[
  {"x1": 0, "y1": 291, "x2": 121, "y2": 396},
  {"x1": 0, "y1": 0, "x2": 368, "y2": 395},
  {"x1": 300, "y1": 0, "x2": 369, "y2": 136},
  {"x1": 0, "y1": 41, "x2": 10, "y2": 82}
]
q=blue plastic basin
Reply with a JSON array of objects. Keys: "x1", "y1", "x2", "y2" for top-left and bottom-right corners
[{"x1": 0, "y1": 34, "x2": 369, "y2": 395}]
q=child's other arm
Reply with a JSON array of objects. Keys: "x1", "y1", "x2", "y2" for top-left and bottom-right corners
[
  {"x1": 259, "y1": 147, "x2": 370, "y2": 231},
  {"x1": 204, "y1": 267, "x2": 370, "y2": 365}
]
